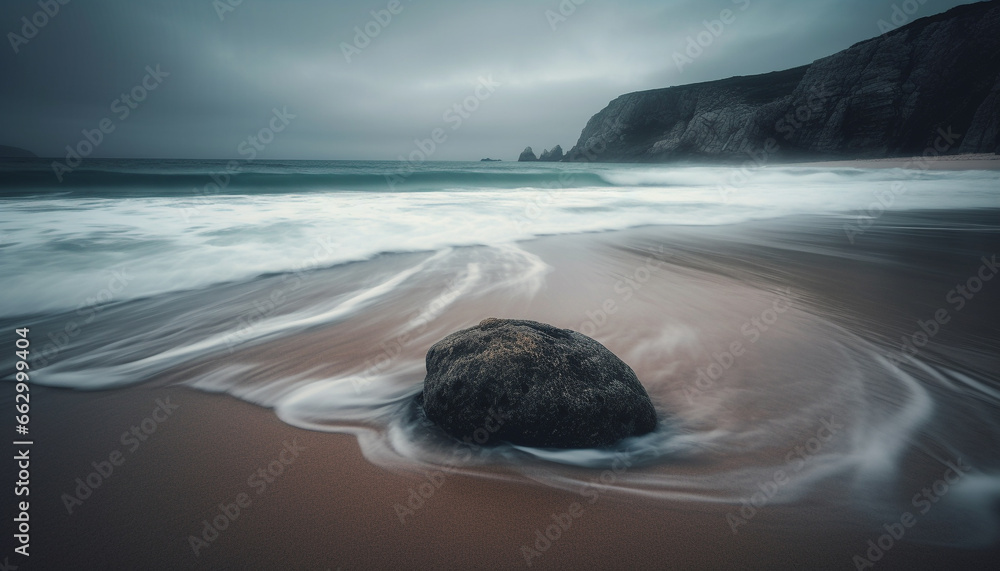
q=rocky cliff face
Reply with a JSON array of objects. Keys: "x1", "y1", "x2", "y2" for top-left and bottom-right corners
[
  {"x1": 564, "y1": 0, "x2": 1000, "y2": 162},
  {"x1": 518, "y1": 146, "x2": 538, "y2": 161}
]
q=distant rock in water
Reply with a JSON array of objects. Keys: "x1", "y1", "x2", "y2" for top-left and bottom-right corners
[
  {"x1": 538, "y1": 145, "x2": 564, "y2": 162},
  {"x1": 419, "y1": 318, "x2": 658, "y2": 449},
  {"x1": 517, "y1": 145, "x2": 565, "y2": 162},
  {"x1": 517, "y1": 146, "x2": 538, "y2": 162},
  {"x1": 480, "y1": 158, "x2": 501, "y2": 162},
  {"x1": 565, "y1": 1, "x2": 1000, "y2": 162},
  {"x1": 0, "y1": 145, "x2": 37, "y2": 158}
]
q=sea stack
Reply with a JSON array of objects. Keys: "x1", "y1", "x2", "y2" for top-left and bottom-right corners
[
  {"x1": 518, "y1": 146, "x2": 538, "y2": 161},
  {"x1": 538, "y1": 145, "x2": 564, "y2": 161},
  {"x1": 419, "y1": 318, "x2": 658, "y2": 448}
]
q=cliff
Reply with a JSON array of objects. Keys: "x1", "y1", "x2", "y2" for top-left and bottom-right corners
[{"x1": 563, "y1": 0, "x2": 1000, "y2": 162}]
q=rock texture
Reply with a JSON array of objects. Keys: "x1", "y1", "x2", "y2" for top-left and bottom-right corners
[
  {"x1": 538, "y1": 145, "x2": 565, "y2": 161},
  {"x1": 419, "y1": 318, "x2": 658, "y2": 448},
  {"x1": 518, "y1": 146, "x2": 538, "y2": 161},
  {"x1": 563, "y1": 1, "x2": 1000, "y2": 162}
]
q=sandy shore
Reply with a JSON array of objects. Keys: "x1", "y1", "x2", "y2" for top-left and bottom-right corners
[
  {"x1": 6, "y1": 212, "x2": 1000, "y2": 569},
  {"x1": 789, "y1": 152, "x2": 1000, "y2": 170},
  {"x1": 14, "y1": 383, "x2": 995, "y2": 570}
]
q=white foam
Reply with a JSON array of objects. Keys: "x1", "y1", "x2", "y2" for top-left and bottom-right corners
[{"x1": 2, "y1": 165, "x2": 996, "y2": 317}]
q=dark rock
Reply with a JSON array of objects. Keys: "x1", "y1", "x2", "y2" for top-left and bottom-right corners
[
  {"x1": 480, "y1": 158, "x2": 501, "y2": 162},
  {"x1": 419, "y1": 318, "x2": 658, "y2": 448},
  {"x1": 518, "y1": 146, "x2": 538, "y2": 161},
  {"x1": 0, "y1": 145, "x2": 37, "y2": 158},
  {"x1": 565, "y1": 1, "x2": 1000, "y2": 162},
  {"x1": 538, "y1": 145, "x2": 564, "y2": 161}
]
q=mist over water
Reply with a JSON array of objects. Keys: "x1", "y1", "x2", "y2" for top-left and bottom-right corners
[{"x1": 2, "y1": 159, "x2": 999, "y2": 547}]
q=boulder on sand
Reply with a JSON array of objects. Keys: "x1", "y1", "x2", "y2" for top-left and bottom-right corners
[{"x1": 419, "y1": 318, "x2": 658, "y2": 448}]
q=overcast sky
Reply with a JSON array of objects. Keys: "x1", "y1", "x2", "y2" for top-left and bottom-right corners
[{"x1": 0, "y1": 0, "x2": 979, "y2": 161}]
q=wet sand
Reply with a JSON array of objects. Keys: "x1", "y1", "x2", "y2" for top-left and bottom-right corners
[
  {"x1": 11, "y1": 383, "x2": 998, "y2": 570},
  {"x1": 4, "y1": 211, "x2": 1000, "y2": 569}
]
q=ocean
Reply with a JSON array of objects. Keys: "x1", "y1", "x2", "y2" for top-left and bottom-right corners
[{"x1": 2, "y1": 158, "x2": 997, "y2": 317}]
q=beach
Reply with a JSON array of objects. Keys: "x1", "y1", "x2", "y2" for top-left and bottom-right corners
[
  {"x1": 3, "y1": 192, "x2": 1000, "y2": 568},
  {"x1": 5, "y1": 0, "x2": 1000, "y2": 566},
  {"x1": 2, "y1": 159, "x2": 999, "y2": 569}
]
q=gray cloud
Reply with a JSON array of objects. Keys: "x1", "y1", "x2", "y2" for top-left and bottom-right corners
[{"x1": 0, "y1": 0, "x2": 978, "y2": 160}]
